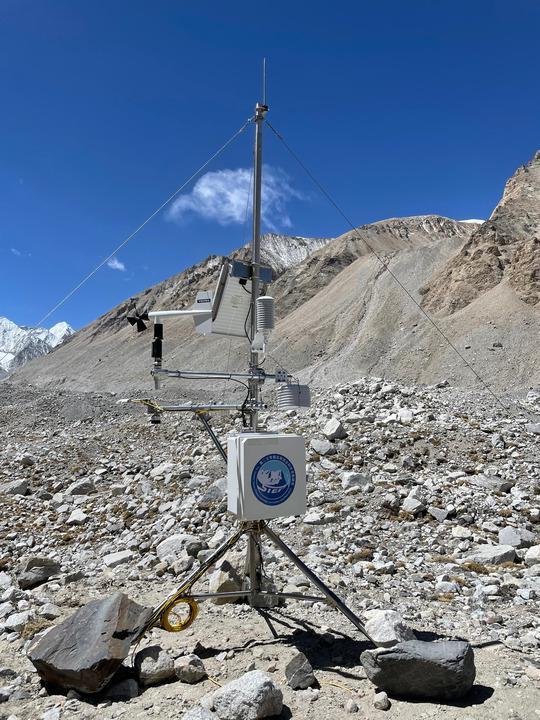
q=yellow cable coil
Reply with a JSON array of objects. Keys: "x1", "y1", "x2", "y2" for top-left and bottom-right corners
[{"x1": 160, "y1": 596, "x2": 199, "y2": 632}]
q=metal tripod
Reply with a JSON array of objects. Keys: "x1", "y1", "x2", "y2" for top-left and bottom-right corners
[
  {"x1": 135, "y1": 85, "x2": 373, "y2": 646},
  {"x1": 139, "y1": 519, "x2": 373, "y2": 644}
]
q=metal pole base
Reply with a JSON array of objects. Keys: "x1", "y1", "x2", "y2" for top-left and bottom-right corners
[{"x1": 140, "y1": 520, "x2": 374, "y2": 645}]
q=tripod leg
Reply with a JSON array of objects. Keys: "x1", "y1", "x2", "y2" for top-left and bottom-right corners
[
  {"x1": 247, "y1": 529, "x2": 261, "y2": 605},
  {"x1": 138, "y1": 524, "x2": 245, "y2": 640},
  {"x1": 243, "y1": 522, "x2": 262, "y2": 606},
  {"x1": 262, "y1": 523, "x2": 374, "y2": 645}
]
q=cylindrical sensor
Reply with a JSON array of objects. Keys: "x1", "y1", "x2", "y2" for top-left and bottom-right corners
[
  {"x1": 277, "y1": 383, "x2": 311, "y2": 411},
  {"x1": 256, "y1": 296, "x2": 275, "y2": 334},
  {"x1": 151, "y1": 339, "x2": 162, "y2": 359}
]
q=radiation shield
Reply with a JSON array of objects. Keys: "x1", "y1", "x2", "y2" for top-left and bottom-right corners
[{"x1": 227, "y1": 433, "x2": 307, "y2": 520}]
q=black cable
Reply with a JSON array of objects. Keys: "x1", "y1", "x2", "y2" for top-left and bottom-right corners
[{"x1": 265, "y1": 119, "x2": 513, "y2": 415}]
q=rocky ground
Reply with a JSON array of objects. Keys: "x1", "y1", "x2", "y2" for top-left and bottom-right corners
[{"x1": 0, "y1": 377, "x2": 539, "y2": 719}]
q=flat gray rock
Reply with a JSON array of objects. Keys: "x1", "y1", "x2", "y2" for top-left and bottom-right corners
[
  {"x1": 464, "y1": 544, "x2": 516, "y2": 565},
  {"x1": 17, "y1": 556, "x2": 61, "y2": 590},
  {"x1": 361, "y1": 640, "x2": 475, "y2": 700},
  {"x1": 28, "y1": 592, "x2": 151, "y2": 694}
]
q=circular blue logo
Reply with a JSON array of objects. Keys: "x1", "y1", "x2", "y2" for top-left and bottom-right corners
[{"x1": 251, "y1": 453, "x2": 296, "y2": 506}]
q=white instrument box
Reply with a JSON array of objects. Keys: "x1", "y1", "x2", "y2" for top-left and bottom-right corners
[{"x1": 227, "y1": 433, "x2": 306, "y2": 520}]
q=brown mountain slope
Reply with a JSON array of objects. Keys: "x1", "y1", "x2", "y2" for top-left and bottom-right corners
[
  {"x1": 15, "y1": 217, "x2": 478, "y2": 394},
  {"x1": 422, "y1": 151, "x2": 540, "y2": 315}
]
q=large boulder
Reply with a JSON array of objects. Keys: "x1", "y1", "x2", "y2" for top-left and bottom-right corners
[
  {"x1": 211, "y1": 670, "x2": 283, "y2": 720},
  {"x1": 17, "y1": 557, "x2": 61, "y2": 590},
  {"x1": 28, "y1": 592, "x2": 151, "y2": 694},
  {"x1": 361, "y1": 640, "x2": 475, "y2": 700}
]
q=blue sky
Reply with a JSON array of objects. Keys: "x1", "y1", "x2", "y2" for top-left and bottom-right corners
[{"x1": 1, "y1": 0, "x2": 539, "y2": 330}]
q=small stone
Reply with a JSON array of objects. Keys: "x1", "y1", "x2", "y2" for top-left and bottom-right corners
[
  {"x1": 17, "y1": 557, "x2": 61, "y2": 590},
  {"x1": 345, "y1": 698, "x2": 359, "y2": 712},
  {"x1": 323, "y1": 417, "x2": 347, "y2": 441},
  {"x1": 182, "y1": 708, "x2": 217, "y2": 720},
  {"x1": 341, "y1": 472, "x2": 372, "y2": 491},
  {"x1": 103, "y1": 550, "x2": 134, "y2": 568},
  {"x1": 373, "y1": 691, "x2": 390, "y2": 710},
  {"x1": 498, "y1": 526, "x2": 536, "y2": 549},
  {"x1": 428, "y1": 506, "x2": 448, "y2": 522},
  {"x1": 208, "y1": 560, "x2": 242, "y2": 605},
  {"x1": 364, "y1": 609, "x2": 415, "y2": 648},
  {"x1": 402, "y1": 496, "x2": 425, "y2": 515},
  {"x1": 67, "y1": 509, "x2": 88, "y2": 526},
  {"x1": 1, "y1": 480, "x2": 29, "y2": 496},
  {"x1": 4, "y1": 611, "x2": 31, "y2": 633},
  {"x1": 65, "y1": 479, "x2": 96, "y2": 496},
  {"x1": 102, "y1": 677, "x2": 139, "y2": 701},
  {"x1": 465, "y1": 544, "x2": 516, "y2": 565},
  {"x1": 525, "y1": 545, "x2": 540, "y2": 566},
  {"x1": 156, "y1": 534, "x2": 199, "y2": 563},
  {"x1": 38, "y1": 603, "x2": 61, "y2": 620},
  {"x1": 285, "y1": 651, "x2": 316, "y2": 689},
  {"x1": 175, "y1": 654, "x2": 207, "y2": 684},
  {"x1": 134, "y1": 644, "x2": 175, "y2": 686},
  {"x1": 310, "y1": 439, "x2": 336, "y2": 456},
  {"x1": 211, "y1": 670, "x2": 283, "y2": 720}
]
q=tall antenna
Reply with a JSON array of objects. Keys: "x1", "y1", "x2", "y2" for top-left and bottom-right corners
[
  {"x1": 263, "y1": 57, "x2": 267, "y2": 106},
  {"x1": 248, "y1": 63, "x2": 269, "y2": 431}
]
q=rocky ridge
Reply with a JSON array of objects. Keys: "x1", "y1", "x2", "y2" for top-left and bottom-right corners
[{"x1": 423, "y1": 151, "x2": 540, "y2": 314}]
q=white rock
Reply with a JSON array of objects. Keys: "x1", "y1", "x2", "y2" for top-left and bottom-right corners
[
  {"x1": 211, "y1": 670, "x2": 283, "y2": 720},
  {"x1": 525, "y1": 545, "x2": 540, "y2": 566},
  {"x1": 341, "y1": 472, "x2": 371, "y2": 491},
  {"x1": 67, "y1": 509, "x2": 88, "y2": 526},
  {"x1": 323, "y1": 417, "x2": 347, "y2": 441},
  {"x1": 103, "y1": 550, "x2": 134, "y2": 568},
  {"x1": 364, "y1": 609, "x2": 415, "y2": 648}
]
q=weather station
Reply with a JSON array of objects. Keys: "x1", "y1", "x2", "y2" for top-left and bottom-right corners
[{"x1": 128, "y1": 70, "x2": 373, "y2": 645}]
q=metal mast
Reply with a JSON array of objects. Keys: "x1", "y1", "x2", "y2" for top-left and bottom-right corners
[{"x1": 248, "y1": 81, "x2": 268, "y2": 432}]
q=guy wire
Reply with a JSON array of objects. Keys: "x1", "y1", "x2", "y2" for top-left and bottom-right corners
[
  {"x1": 265, "y1": 120, "x2": 519, "y2": 416},
  {"x1": 35, "y1": 117, "x2": 253, "y2": 328}
]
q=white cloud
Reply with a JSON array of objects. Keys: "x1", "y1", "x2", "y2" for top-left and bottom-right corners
[
  {"x1": 167, "y1": 165, "x2": 303, "y2": 231},
  {"x1": 107, "y1": 257, "x2": 126, "y2": 271},
  {"x1": 10, "y1": 247, "x2": 21, "y2": 256}
]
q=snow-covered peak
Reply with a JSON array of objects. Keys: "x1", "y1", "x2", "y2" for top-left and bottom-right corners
[
  {"x1": 459, "y1": 219, "x2": 485, "y2": 224},
  {"x1": 49, "y1": 321, "x2": 75, "y2": 346},
  {"x1": 0, "y1": 317, "x2": 74, "y2": 374},
  {"x1": 259, "y1": 233, "x2": 332, "y2": 274}
]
